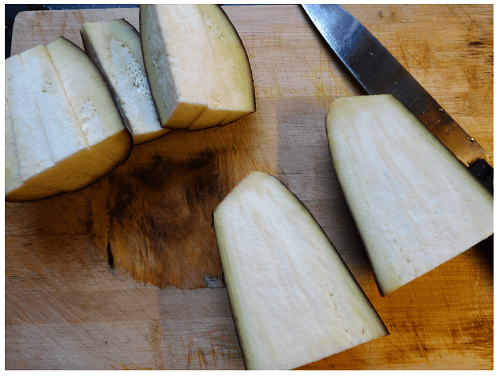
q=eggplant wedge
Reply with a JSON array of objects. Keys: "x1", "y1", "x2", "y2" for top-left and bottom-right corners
[
  {"x1": 214, "y1": 171, "x2": 388, "y2": 370},
  {"x1": 326, "y1": 95, "x2": 493, "y2": 296}
]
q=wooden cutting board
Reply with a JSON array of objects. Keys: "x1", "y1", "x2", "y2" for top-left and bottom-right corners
[{"x1": 5, "y1": 5, "x2": 493, "y2": 370}]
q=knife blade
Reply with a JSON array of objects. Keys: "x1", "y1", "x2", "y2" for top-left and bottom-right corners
[{"x1": 302, "y1": 4, "x2": 493, "y2": 194}]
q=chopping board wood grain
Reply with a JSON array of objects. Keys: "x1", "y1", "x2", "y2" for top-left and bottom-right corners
[{"x1": 6, "y1": 5, "x2": 492, "y2": 370}]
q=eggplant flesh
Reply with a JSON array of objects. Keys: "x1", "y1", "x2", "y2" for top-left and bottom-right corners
[
  {"x1": 81, "y1": 19, "x2": 170, "y2": 145},
  {"x1": 139, "y1": 4, "x2": 255, "y2": 130},
  {"x1": 5, "y1": 38, "x2": 131, "y2": 202},
  {"x1": 326, "y1": 95, "x2": 493, "y2": 297},
  {"x1": 214, "y1": 171, "x2": 388, "y2": 370}
]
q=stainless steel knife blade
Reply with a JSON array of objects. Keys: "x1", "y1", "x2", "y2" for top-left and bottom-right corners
[{"x1": 302, "y1": 4, "x2": 493, "y2": 193}]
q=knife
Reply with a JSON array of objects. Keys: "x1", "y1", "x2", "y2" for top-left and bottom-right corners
[{"x1": 302, "y1": 4, "x2": 493, "y2": 194}]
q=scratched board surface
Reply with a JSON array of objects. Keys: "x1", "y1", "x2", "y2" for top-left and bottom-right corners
[{"x1": 5, "y1": 5, "x2": 493, "y2": 370}]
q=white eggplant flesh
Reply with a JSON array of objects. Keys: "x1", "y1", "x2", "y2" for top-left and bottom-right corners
[
  {"x1": 5, "y1": 99, "x2": 63, "y2": 201},
  {"x1": 140, "y1": 4, "x2": 255, "y2": 130},
  {"x1": 5, "y1": 38, "x2": 132, "y2": 202},
  {"x1": 46, "y1": 37, "x2": 132, "y2": 165},
  {"x1": 194, "y1": 4, "x2": 256, "y2": 129},
  {"x1": 18, "y1": 45, "x2": 97, "y2": 190},
  {"x1": 214, "y1": 171, "x2": 388, "y2": 370},
  {"x1": 326, "y1": 95, "x2": 493, "y2": 296},
  {"x1": 81, "y1": 19, "x2": 170, "y2": 145}
]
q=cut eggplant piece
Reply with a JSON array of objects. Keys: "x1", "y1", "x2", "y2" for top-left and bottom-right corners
[
  {"x1": 326, "y1": 95, "x2": 493, "y2": 297},
  {"x1": 5, "y1": 99, "x2": 63, "y2": 201},
  {"x1": 46, "y1": 37, "x2": 132, "y2": 165},
  {"x1": 5, "y1": 101, "x2": 22, "y2": 195},
  {"x1": 140, "y1": 4, "x2": 255, "y2": 130},
  {"x1": 140, "y1": 4, "x2": 208, "y2": 129},
  {"x1": 197, "y1": 4, "x2": 256, "y2": 127},
  {"x1": 81, "y1": 19, "x2": 170, "y2": 145},
  {"x1": 19, "y1": 45, "x2": 97, "y2": 191},
  {"x1": 6, "y1": 53, "x2": 90, "y2": 195},
  {"x1": 213, "y1": 171, "x2": 388, "y2": 370},
  {"x1": 5, "y1": 39, "x2": 132, "y2": 202},
  {"x1": 176, "y1": 5, "x2": 233, "y2": 131},
  {"x1": 6, "y1": 55, "x2": 61, "y2": 197}
]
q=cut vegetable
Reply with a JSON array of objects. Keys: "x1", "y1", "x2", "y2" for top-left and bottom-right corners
[
  {"x1": 5, "y1": 39, "x2": 132, "y2": 202},
  {"x1": 46, "y1": 37, "x2": 133, "y2": 165},
  {"x1": 140, "y1": 4, "x2": 255, "y2": 130},
  {"x1": 6, "y1": 54, "x2": 63, "y2": 199},
  {"x1": 140, "y1": 4, "x2": 209, "y2": 129},
  {"x1": 326, "y1": 95, "x2": 493, "y2": 297},
  {"x1": 19, "y1": 45, "x2": 95, "y2": 191},
  {"x1": 213, "y1": 171, "x2": 388, "y2": 370},
  {"x1": 5, "y1": 98, "x2": 63, "y2": 201},
  {"x1": 197, "y1": 4, "x2": 255, "y2": 127},
  {"x1": 178, "y1": 5, "x2": 233, "y2": 131},
  {"x1": 81, "y1": 19, "x2": 170, "y2": 145}
]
